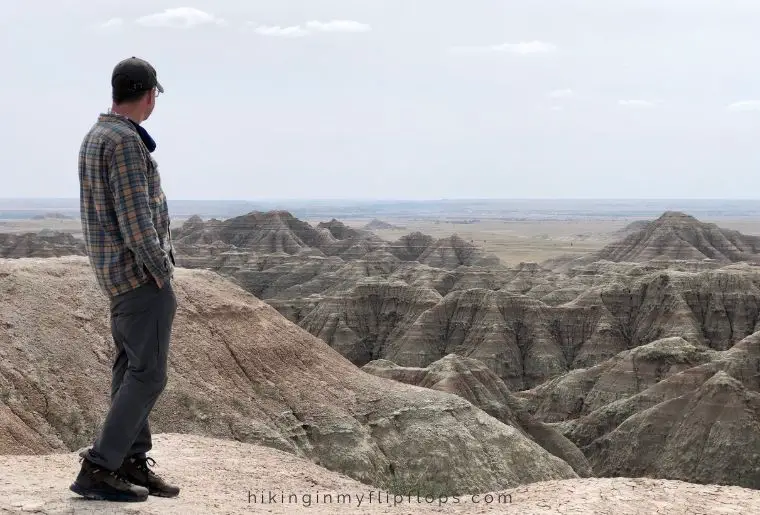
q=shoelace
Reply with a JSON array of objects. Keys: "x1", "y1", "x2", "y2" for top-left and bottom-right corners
[
  {"x1": 107, "y1": 469, "x2": 131, "y2": 484},
  {"x1": 79, "y1": 453, "x2": 156, "y2": 483},
  {"x1": 86, "y1": 463, "x2": 132, "y2": 485},
  {"x1": 133, "y1": 457, "x2": 158, "y2": 477}
]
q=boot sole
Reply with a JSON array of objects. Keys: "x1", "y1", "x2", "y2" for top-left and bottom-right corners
[
  {"x1": 150, "y1": 489, "x2": 180, "y2": 498},
  {"x1": 70, "y1": 482, "x2": 149, "y2": 502}
]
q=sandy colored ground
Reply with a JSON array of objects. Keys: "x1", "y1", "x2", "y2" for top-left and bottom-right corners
[
  {"x1": 1, "y1": 433, "x2": 758, "y2": 514},
  {"x1": 358, "y1": 219, "x2": 625, "y2": 265}
]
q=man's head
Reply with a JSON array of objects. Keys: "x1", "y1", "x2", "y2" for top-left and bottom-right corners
[{"x1": 111, "y1": 57, "x2": 164, "y2": 122}]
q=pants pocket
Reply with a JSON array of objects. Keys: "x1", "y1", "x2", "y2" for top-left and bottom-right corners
[{"x1": 113, "y1": 286, "x2": 172, "y2": 380}]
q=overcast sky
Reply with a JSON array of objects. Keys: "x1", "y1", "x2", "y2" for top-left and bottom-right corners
[{"x1": 2, "y1": 0, "x2": 760, "y2": 200}]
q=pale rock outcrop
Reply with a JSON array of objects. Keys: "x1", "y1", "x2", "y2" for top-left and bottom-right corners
[{"x1": 362, "y1": 354, "x2": 593, "y2": 478}]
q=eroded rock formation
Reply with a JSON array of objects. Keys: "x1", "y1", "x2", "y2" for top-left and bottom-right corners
[
  {"x1": 0, "y1": 256, "x2": 577, "y2": 495},
  {"x1": 362, "y1": 354, "x2": 593, "y2": 478},
  {"x1": 4, "y1": 208, "x2": 760, "y2": 492},
  {"x1": 516, "y1": 334, "x2": 760, "y2": 489},
  {"x1": 0, "y1": 231, "x2": 85, "y2": 258}
]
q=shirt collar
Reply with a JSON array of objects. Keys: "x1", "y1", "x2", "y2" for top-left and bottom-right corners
[{"x1": 99, "y1": 111, "x2": 157, "y2": 153}]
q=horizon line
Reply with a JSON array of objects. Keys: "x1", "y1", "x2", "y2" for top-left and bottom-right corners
[{"x1": 4, "y1": 197, "x2": 760, "y2": 202}]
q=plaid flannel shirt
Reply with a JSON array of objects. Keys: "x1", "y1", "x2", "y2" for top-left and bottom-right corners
[{"x1": 79, "y1": 112, "x2": 175, "y2": 297}]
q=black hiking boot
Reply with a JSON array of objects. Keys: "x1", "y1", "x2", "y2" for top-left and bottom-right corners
[
  {"x1": 70, "y1": 454, "x2": 149, "y2": 502},
  {"x1": 118, "y1": 456, "x2": 180, "y2": 498}
]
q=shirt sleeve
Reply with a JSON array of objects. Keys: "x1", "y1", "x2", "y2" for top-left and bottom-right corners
[{"x1": 108, "y1": 136, "x2": 171, "y2": 288}]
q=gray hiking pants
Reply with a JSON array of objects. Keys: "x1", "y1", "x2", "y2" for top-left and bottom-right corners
[{"x1": 86, "y1": 279, "x2": 177, "y2": 471}]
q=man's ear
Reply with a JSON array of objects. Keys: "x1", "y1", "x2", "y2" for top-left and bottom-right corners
[{"x1": 141, "y1": 90, "x2": 153, "y2": 108}]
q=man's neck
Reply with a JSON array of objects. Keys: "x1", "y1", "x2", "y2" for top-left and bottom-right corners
[{"x1": 109, "y1": 104, "x2": 143, "y2": 124}]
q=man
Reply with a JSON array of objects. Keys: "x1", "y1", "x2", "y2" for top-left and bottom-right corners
[{"x1": 71, "y1": 56, "x2": 179, "y2": 502}]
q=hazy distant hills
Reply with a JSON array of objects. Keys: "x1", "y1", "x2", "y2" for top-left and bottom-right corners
[
  {"x1": 5, "y1": 198, "x2": 760, "y2": 221},
  {"x1": 364, "y1": 218, "x2": 405, "y2": 230}
]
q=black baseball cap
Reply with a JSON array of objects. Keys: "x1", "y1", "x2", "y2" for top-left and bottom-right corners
[{"x1": 111, "y1": 56, "x2": 164, "y2": 96}]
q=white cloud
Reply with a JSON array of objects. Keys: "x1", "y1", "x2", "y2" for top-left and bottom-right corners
[
  {"x1": 727, "y1": 100, "x2": 760, "y2": 112},
  {"x1": 618, "y1": 99, "x2": 656, "y2": 109},
  {"x1": 96, "y1": 18, "x2": 123, "y2": 32},
  {"x1": 251, "y1": 25, "x2": 309, "y2": 38},
  {"x1": 304, "y1": 20, "x2": 371, "y2": 33},
  {"x1": 135, "y1": 7, "x2": 225, "y2": 29},
  {"x1": 548, "y1": 89, "x2": 574, "y2": 99},
  {"x1": 495, "y1": 41, "x2": 557, "y2": 54},
  {"x1": 248, "y1": 20, "x2": 371, "y2": 37},
  {"x1": 452, "y1": 41, "x2": 557, "y2": 55}
]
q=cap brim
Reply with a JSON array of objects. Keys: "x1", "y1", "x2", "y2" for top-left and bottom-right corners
[{"x1": 156, "y1": 80, "x2": 164, "y2": 93}]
